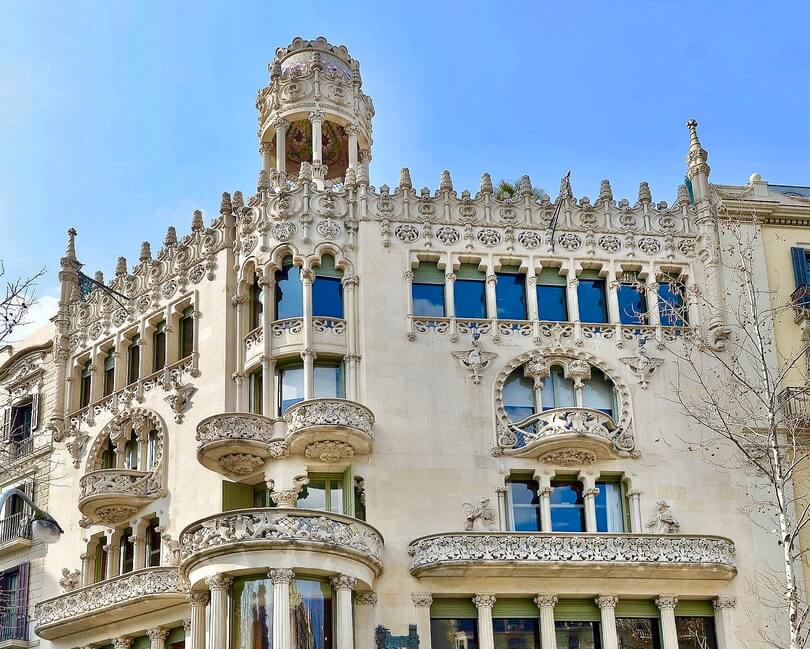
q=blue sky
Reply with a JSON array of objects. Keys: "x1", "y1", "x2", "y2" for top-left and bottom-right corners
[{"x1": 2, "y1": 1, "x2": 809, "y2": 338}]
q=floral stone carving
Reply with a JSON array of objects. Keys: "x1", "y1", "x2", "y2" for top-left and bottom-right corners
[
  {"x1": 218, "y1": 453, "x2": 265, "y2": 475},
  {"x1": 539, "y1": 448, "x2": 597, "y2": 467},
  {"x1": 305, "y1": 440, "x2": 355, "y2": 462},
  {"x1": 285, "y1": 399, "x2": 375, "y2": 438}
]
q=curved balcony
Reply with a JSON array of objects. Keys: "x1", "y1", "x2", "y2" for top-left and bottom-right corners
[
  {"x1": 408, "y1": 532, "x2": 736, "y2": 579},
  {"x1": 497, "y1": 407, "x2": 636, "y2": 462},
  {"x1": 196, "y1": 413, "x2": 287, "y2": 477},
  {"x1": 179, "y1": 508, "x2": 383, "y2": 586},
  {"x1": 78, "y1": 469, "x2": 162, "y2": 525},
  {"x1": 284, "y1": 398, "x2": 375, "y2": 458},
  {"x1": 34, "y1": 567, "x2": 188, "y2": 640}
]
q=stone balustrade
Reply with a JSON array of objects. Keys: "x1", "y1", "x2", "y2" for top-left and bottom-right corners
[
  {"x1": 408, "y1": 532, "x2": 736, "y2": 579},
  {"x1": 78, "y1": 469, "x2": 162, "y2": 525}
]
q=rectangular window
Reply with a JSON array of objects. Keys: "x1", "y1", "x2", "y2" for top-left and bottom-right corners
[
  {"x1": 179, "y1": 307, "x2": 194, "y2": 359},
  {"x1": 278, "y1": 365, "x2": 305, "y2": 415},
  {"x1": 9, "y1": 402, "x2": 32, "y2": 443},
  {"x1": 412, "y1": 262, "x2": 446, "y2": 317},
  {"x1": 791, "y1": 246, "x2": 810, "y2": 288},
  {"x1": 454, "y1": 264, "x2": 487, "y2": 319},
  {"x1": 249, "y1": 369, "x2": 263, "y2": 415},
  {"x1": 675, "y1": 616, "x2": 717, "y2": 649},
  {"x1": 431, "y1": 619, "x2": 478, "y2": 649},
  {"x1": 153, "y1": 321, "x2": 166, "y2": 372},
  {"x1": 146, "y1": 519, "x2": 161, "y2": 568},
  {"x1": 127, "y1": 335, "x2": 140, "y2": 385},
  {"x1": 0, "y1": 563, "x2": 28, "y2": 641},
  {"x1": 577, "y1": 270, "x2": 608, "y2": 323},
  {"x1": 314, "y1": 363, "x2": 345, "y2": 399},
  {"x1": 103, "y1": 351, "x2": 116, "y2": 396},
  {"x1": 550, "y1": 480, "x2": 586, "y2": 532},
  {"x1": 508, "y1": 479, "x2": 541, "y2": 532},
  {"x1": 493, "y1": 618, "x2": 540, "y2": 649},
  {"x1": 313, "y1": 256, "x2": 344, "y2": 318},
  {"x1": 79, "y1": 364, "x2": 92, "y2": 408},
  {"x1": 555, "y1": 621, "x2": 601, "y2": 649},
  {"x1": 615, "y1": 618, "x2": 661, "y2": 649},
  {"x1": 222, "y1": 481, "x2": 254, "y2": 512},
  {"x1": 618, "y1": 282, "x2": 647, "y2": 325},
  {"x1": 658, "y1": 275, "x2": 687, "y2": 326},
  {"x1": 250, "y1": 281, "x2": 264, "y2": 330},
  {"x1": 595, "y1": 480, "x2": 627, "y2": 532},
  {"x1": 124, "y1": 439, "x2": 139, "y2": 470},
  {"x1": 298, "y1": 476, "x2": 344, "y2": 514},
  {"x1": 119, "y1": 527, "x2": 134, "y2": 574},
  {"x1": 94, "y1": 537, "x2": 107, "y2": 582},
  {"x1": 537, "y1": 268, "x2": 568, "y2": 321},
  {"x1": 496, "y1": 267, "x2": 527, "y2": 320}
]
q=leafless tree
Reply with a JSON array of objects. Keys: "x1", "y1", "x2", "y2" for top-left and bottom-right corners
[{"x1": 0, "y1": 261, "x2": 46, "y2": 345}]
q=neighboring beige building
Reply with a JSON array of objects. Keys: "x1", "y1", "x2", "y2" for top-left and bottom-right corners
[{"x1": 0, "y1": 36, "x2": 794, "y2": 649}]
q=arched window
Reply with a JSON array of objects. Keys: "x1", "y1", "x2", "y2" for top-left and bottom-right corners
[
  {"x1": 275, "y1": 256, "x2": 304, "y2": 320},
  {"x1": 249, "y1": 280, "x2": 263, "y2": 331},
  {"x1": 147, "y1": 430, "x2": 159, "y2": 469},
  {"x1": 503, "y1": 369, "x2": 534, "y2": 422},
  {"x1": 582, "y1": 368, "x2": 615, "y2": 416},
  {"x1": 123, "y1": 438, "x2": 139, "y2": 470},
  {"x1": 540, "y1": 366, "x2": 576, "y2": 410},
  {"x1": 313, "y1": 255, "x2": 344, "y2": 318},
  {"x1": 100, "y1": 437, "x2": 116, "y2": 469}
]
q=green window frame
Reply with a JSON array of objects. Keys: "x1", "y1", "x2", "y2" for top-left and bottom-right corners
[{"x1": 298, "y1": 468, "x2": 360, "y2": 518}]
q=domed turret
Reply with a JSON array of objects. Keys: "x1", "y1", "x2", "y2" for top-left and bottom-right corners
[{"x1": 256, "y1": 37, "x2": 374, "y2": 188}]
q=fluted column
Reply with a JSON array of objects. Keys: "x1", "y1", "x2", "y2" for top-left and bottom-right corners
[
  {"x1": 534, "y1": 594, "x2": 558, "y2": 649},
  {"x1": 147, "y1": 627, "x2": 169, "y2": 649},
  {"x1": 274, "y1": 118, "x2": 287, "y2": 177},
  {"x1": 183, "y1": 618, "x2": 192, "y2": 649},
  {"x1": 473, "y1": 594, "x2": 496, "y2": 649},
  {"x1": 596, "y1": 595, "x2": 619, "y2": 649},
  {"x1": 355, "y1": 592, "x2": 377, "y2": 649},
  {"x1": 713, "y1": 597, "x2": 738, "y2": 649},
  {"x1": 656, "y1": 596, "x2": 679, "y2": 649},
  {"x1": 188, "y1": 592, "x2": 209, "y2": 649},
  {"x1": 270, "y1": 568, "x2": 294, "y2": 649},
  {"x1": 332, "y1": 575, "x2": 356, "y2": 649},
  {"x1": 412, "y1": 593, "x2": 433, "y2": 649},
  {"x1": 206, "y1": 574, "x2": 232, "y2": 649}
]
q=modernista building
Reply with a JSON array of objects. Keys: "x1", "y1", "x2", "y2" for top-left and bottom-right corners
[{"x1": 0, "y1": 36, "x2": 797, "y2": 649}]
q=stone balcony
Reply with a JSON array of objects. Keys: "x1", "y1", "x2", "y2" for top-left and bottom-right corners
[
  {"x1": 78, "y1": 469, "x2": 163, "y2": 526},
  {"x1": 34, "y1": 567, "x2": 188, "y2": 640},
  {"x1": 196, "y1": 399, "x2": 375, "y2": 477},
  {"x1": 179, "y1": 508, "x2": 384, "y2": 585},
  {"x1": 408, "y1": 532, "x2": 736, "y2": 579}
]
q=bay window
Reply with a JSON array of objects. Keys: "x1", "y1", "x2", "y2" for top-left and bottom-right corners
[
  {"x1": 550, "y1": 479, "x2": 586, "y2": 532},
  {"x1": 454, "y1": 264, "x2": 487, "y2": 319},
  {"x1": 615, "y1": 601, "x2": 661, "y2": 649},
  {"x1": 554, "y1": 600, "x2": 602, "y2": 649},
  {"x1": 495, "y1": 266, "x2": 527, "y2": 320},
  {"x1": 232, "y1": 575, "x2": 274, "y2": 649},
  {"x1": 502, "y1": 370, "x2": 534, "y2": 422},
  {"x1": 124, "y1": 438, "x2": 138, "y2": 470},
  {"x1": 275, "y1": 256, "x2": 304, "y2": 320},
  {"x1": 577, "y1": 270, "x2": 608, "y2": 323},
  {"x1": 617, "y1": 279, "x2": 647, "y2": 325},
  {"x1": 290, "y1": 579, "x2": 333, "y2": 649},
  {"x1": 541, "y1": 366, "x2": 576, "y2": 410},
  {"x1": 431, "y1": 600, "x2": 479, "y2": 649},
  {"x1": 314, "y1": 362, "x2": 344, "y2": 399},
  {"x1": 412, "y1": 262, "x2": 446, "y2": 317},
  {"x1": 298, "y1": 468, "x2": 363, "y2": 519},
  {"x1": 493, "y1": 615, "x2": 540, "y2": 649},
  {"x1": 658, "y1": 274, "x2": 688, "y2": 326},
  {"x1": 582, "y1": 369, "x2": 615, "y2": 417},
  {"x1": 278, "y1": 364, "x2": 305, "y2": 414},
  {"x1": 313, "y1": 254, "x2": 344, "y2": 318},
  {"x1": 152, "y1": 321, "x2": 166, "y2": 372},
  {"x1": 276, "y1": 361, "x2": 344, "y2": 415},
  {"x1": 536, "y1": 268, "x2": 568, "y2": 321},
  {"x1": 675, "y1": 606, "x2": 717, "y2": 649}
]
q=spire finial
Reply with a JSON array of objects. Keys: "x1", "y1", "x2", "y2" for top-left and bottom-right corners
[
  {"x1": 480, "y1": 173, "x2": 493, "y2": 195},
  {"x1": 685, "y1": 118, "x2": 710, "y2": 181},
  {"x1": 165, "y1": 226, "x2": 178, "y2": 247},
  {"x1": 65, "y1": 228, "x2": 78, "y2": 261},
  {"x1": 139, "y1": 241, "x2": 152, "y2": 262},
  {"x1": 116, "y1": 256, "x2": 128, "y2": 277}
]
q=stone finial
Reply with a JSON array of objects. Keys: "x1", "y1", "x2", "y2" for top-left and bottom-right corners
[
  {"x1": 439, "y1": 170, "x2": 453, "y2": 193},
  {"x1": 220, "y1": 192, "x2": 233, "y2": 216},
  {"x1": 165, "y1": 226, "x2": 177, "y2": 247},
  {"x1": 298, "y1": 161, "x2": 312, "y2": 182},
  {"x1": 64, "y1": 228, "x2": 78, "y2": 261},
  {"x1": 344, "y1": 167, "x2": 357, "y2": 188},
  {"x1": 191, "y1": 210, "x2": 204, "y2": 232},
  {"x1": 257, "y1": 169, "x2": 270, "y2": 192},
  {"x1": 599, "y1": 179, "x2": 613, "y2": 202},
  {"x1": 519, "y1": 175, "x2": 533, "y2": 197},
  {"x1": 232, "y1": 191, "x2": 244, "y2": 212},
  {"x1": 139, "y1": 242, "x2": 151, "y2": 263},
  {"x1": 638, "y1": 181, "x2": 652, "y2": 204},
  {"x1": 676, "y1": 184, "x2": 690, "y2": 205},
  {"x1": 685, "y1": 118, "x2": 710, "y2": 179},
  {"x1": 94, "y1": 271, "x2": 104, "y2": 284},
  {"x1": 115, "y1": 256, "x2": 128, "y2": 277},
  {"x1": 399, "y1": 167, "x2": 413, "y2": 191},
  {"x1": 480, "y1": 172, "x2": 493, "y2": 195},
  {"x1": 357, "y1": 163, "x2": 369, "y2": 186}
]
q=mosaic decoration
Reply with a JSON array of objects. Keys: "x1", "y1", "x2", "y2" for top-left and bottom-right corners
[{"x1": 286, "y1": 119, "x2": 348, "y2": 179}]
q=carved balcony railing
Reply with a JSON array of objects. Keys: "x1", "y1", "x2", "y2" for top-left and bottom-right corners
[
  {"x1": 196, "y1": 412, "x2": 287, "y2": 476},
  {"x1": 284, "y1": 398, "x2": 375, "y2": 457},
  {"x1": 78, "y1": 469, "x2": 162, "y2": 525},
  {"x1": 179, "y1": 508, "x2": 384, "y2": 577},
  {"x1": 496, "y1": 407, "x2": 635, "y2": 461},
  {"x1": 408, "y1": 532, "x2": 736, "y2": 579},
  {"x1": 244, "y1": 326, "x2": 264, "y2": 365},
  {"x1": 778, "y1": 386, "x2": 810, "y2": 426},
  {"x1": 34, "y1": 567, "x2": 188, "y2": 640}
]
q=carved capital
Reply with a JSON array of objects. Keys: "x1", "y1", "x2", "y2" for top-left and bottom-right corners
[
  {"x1": 411, "y1": 592, "x2": 433, "y2": 607},
  {"x1": 596, "y1": 594, "x2": 619, "y2": 609},
  {"x1": 113, "y1": 638, "x2": 133, "y2": 649},
  {"x1": 147, "y1": 627, "x2": 170, "y2": 642},
  {"x1": 205, "y1": 574, "x2": 233, "y2": 591},
  {"x1": 269, "y1": 568, "x2": 295, "y2": 584},
  {"x1": 330, "y1": 575, "x2": 356, "y2": 591},
  {"x1": 534, "y1": 594, "x2": 558, "y2": 609},
  {"x1": 655, "y1": 595, "x2": 678, "y2": 610},
  {"x1": 713, "y1": 596, "x2": 737, "y2": 610},
  {"x1": 189, "y1": 591, "x2": 210, "y2": 607},
  {"x1": 473, "y1": 593, "x2": 496, "y2": 609}
]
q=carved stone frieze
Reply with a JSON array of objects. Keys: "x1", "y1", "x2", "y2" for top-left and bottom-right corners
[
  {"x1": 285, "y1": 398, "x2": 375, "y2": 438},
  {"x1": 539, "y1": 448, "x2": 597, "y2": 467},
  {"x1": 196, "y1": 413, "x2": 276, "y2": 447}
]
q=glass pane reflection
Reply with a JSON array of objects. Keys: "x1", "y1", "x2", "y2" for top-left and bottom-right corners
[
  {"x1": 233, "y1": 576, "x2": 274, "y2": 649},
  {"x1": 493, "y1": 618, "x2": 540, "y2": 649},
  {"x1": 290, "y1": 579, "x2": 332, "y2": 649},
  {"x1": 431, "y1": 619, "x2": 478, "y2": 649}
]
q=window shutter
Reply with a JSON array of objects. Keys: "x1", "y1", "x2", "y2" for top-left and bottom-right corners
[
  {"x1": 554, "y1": 599, "x2": 601, "y2": 622},
  {"x1": 674, "y1": 600, "x2": 714, "y2": 617},
  {"x1": 791, "y1": 247, "x2": 809, "y2": 288},
  {"x1": 14, "y1": 562, "x2": 30, "y2": 641},
  {"x1": 222, "y1": 481, "x2": 254, "y2": 511},
  {"x1": 342, "y1": 466, "x2": 354, "y2": 517},
  {"x1": 492, "y1": 598, "x2": 537, "y2": 617},
  {"x1": 430, "y1": 598, "x2": 478, "y2": 618},
  {"x1": 30, "y1": 391, "x2": 39, "y2": 432},
  {"x1": 614, "y1": 600, "x2": 660, "y2": 618}
]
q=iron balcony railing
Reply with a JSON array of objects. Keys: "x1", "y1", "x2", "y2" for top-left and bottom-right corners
[
  {"x1": 791, "y1": 285, "x2": 810, "y2": 320},
  {"x1": 778, "y1": 386, "x2": 810, "y2": 423},
  {"x1": 0, "y1": 511, "x2": 32, "y2": 546}
]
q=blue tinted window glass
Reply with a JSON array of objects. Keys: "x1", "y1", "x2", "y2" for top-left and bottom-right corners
[
  {"x1": 509, "y1": 480, "x2": 541, "y2": 532},
  {"x1": 413, "y1": 283, "x2": 445, "y2": 316},
  {"x1": 550, "y1": 481, "x2": 586, "y2": 532},
  {"x1": 577, "y1": 278, "x2": 608, "y2": 323},
  {"x1": 595, "y1": 481, "x2": 625, "y2": 532},
  {"x1": 275, "y1": 263, "x2": 304, "y2": 320},
  {"x1": 618, "y1": 284, "x2": 647, "y2": 325},
  {"x1": 496, "y1": 273, "x2": 527, "y2": 320},
  {"x1": 537, "y1": 285, "x2": 568, "y2": 321},
  {"x1": 312, "y1": 277, "x2": 343, "y2": 318},
  {"x1": 455, "y1": 279, "x2": 486, "y2": 318},
  {"x1": 659, "y1": 282, "x2": 687, "y2": 326}
]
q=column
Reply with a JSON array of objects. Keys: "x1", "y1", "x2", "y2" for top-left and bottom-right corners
[
  {"x1": 270, "y1": 569, "x2": 294, "y2": 649},
  {"x1": 260, "y1": 275, "x2": 274, "y2": 417},
  {"x1": 485, "y1": 274, "x2": 498, "y2": 319},
  {"x1": 80, "y1": 548, "x2": 94, "y2": 587},
  {"x1": 136, "y1": 426, "x2": 149, "y2": 473},
  {"x1": 412, "y1": 593, "x2": 433, "y2": 649},
  {"x1": 106, "y1": 530, "x2": 121, "y2": 578},
  {"x1": 310, "y1": 111, "x2": 323, "y2": 165},
  {"x1": 183, "y1": 618, "x2": 192, "y2": 649},
  {"x1": 606, "y1": 265, "x2": 620, "y2": 325},
  {"x1": 527, "y1": 274, "x2": 539, "y2": 320},
  {"x1": 355, "y1": 592, "x2": 378, "y2": 649},
  {"x1": 473, "y1": 594, "x2": 496, "y2": 649},
  {"x1": 627, "y1": 489, "x2": 642, "y2": 533},
  {"x1": 188, "y1": 592, "x2": 209, "y2": 649},
  {"x1": 331, "y1": 575, "x2": 356, "y2": 649},
  {"x1": 343, "y1": 274, "x2": 359, "y2": 399},
  {"x1": 535, "y1": 473, "x2": 553, "y2": 531},
  {"x1": 302, "y1": 268, "x2": 314, "y2": 399},
  {"x1": 274, "y1": 118, "x2": 287, "y2": 176},
  {"x1": 347, "y1": 124, "x2": 359, "y2": 170},
  {"x1": 233, "y1": 292, "x2": 248, "y2": 411},
  {"x1": 261, "y1": 355, "x2": 275, "y2": 418},
  {"x1": 495, "y1": 486, "x2": 508, "y2": 531},
  {"x1": 260, "y1": 142, "x2": 272, "y2": 172},
  {"x1": 404, "y1": 270, "x2": 415, "y2": 340},
  {"x1": 566, "y1": 269, "x2": 580, "y2": 322},
  {"x1": 147, "y1": 627, "x2": 169, "y2": 649},
  {"x1": 131, "y1": 519, "x2": 148, "y2": 571},
  {"x1": 647, "y1": 279, "x2": 661, "y2": 327},
  {"x1": 534, "y1": 594, "x2": 558, "y2": 649},
  {"x1": 656, "y1": 596, "x2": 679, "y2": 649},
  {"x1": 713, "y1": 597, "x2": 738, "y2": 649},
  {"x1": 596, "y1": 595, "x2": 619, "y2": 649},
  {"x1": 445, "y1": 272, "x2": 457, "y2": 318},
  {"x1": 579, "y1": 472, "x2": 599, "y2": 532},
  {"x1": 206, "y1": 574, "x2": 233, "y2": 649}
]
